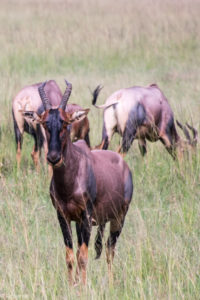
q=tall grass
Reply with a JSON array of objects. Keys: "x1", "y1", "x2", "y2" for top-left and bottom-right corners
[{"x1": 0, "y1": 0, "x2": 200, "y2": 299}]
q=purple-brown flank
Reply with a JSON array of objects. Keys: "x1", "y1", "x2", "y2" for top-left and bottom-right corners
[{"x1": 26, "y1": 80, "x2": 133, "y2": 285}]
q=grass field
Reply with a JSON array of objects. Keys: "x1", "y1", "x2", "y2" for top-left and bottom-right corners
[{"x1": 0, "y1": 0, "x2": 200, "y2": 299}]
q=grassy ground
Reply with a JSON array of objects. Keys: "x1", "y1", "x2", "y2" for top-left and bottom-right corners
[{"x1": 0, "y1": 0, "x2": 200, "y2": 299}]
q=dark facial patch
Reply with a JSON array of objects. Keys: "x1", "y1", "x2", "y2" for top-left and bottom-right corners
[
  {"x1": 44, "y1": 109, "x2": 67, "y2": 164},
  {"x1": 122, "y1": 103, "x2": 146, "y2": 153}
]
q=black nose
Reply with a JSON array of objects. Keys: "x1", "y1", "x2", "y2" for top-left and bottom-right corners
[{"x1": 47, "y1": 151, "x2": 61, "y2": 165}]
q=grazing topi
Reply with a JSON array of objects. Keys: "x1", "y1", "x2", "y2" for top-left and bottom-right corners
[{"x1": 92, "y1": 84, "x2": 198, "y2": 159}]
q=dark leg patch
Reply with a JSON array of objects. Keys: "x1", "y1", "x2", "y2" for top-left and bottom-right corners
[
  {"x1": 159, "y1": 116, "x2": 177, "y2": 159},
  {"x1": 107, "y1": 230, "x2": 120, "y2": 248},
  {"x1": 95, "y1": 224, "x2": 106, "y2": 259},
  {"x1": 122, "y1": 103, "x2": 146, "y2": 153},
  {"x1": 84, "y1": 131, "x2": 90, "y2": 147},
  {"x1": 102, "y1": 122, "x2": 109, "y2": 150},
  {"x1": 124, "y1": 170, "x2": 133, "y2": 205},
  {"x1": 12, "y1": 109, "x2": 23, "y2": 150},
  {"x1": 138, "y1": 139, "x2": 147, "y2": 156},
  {"x1": 57, "y1": 211, "x2": 73, "y2": 248}
]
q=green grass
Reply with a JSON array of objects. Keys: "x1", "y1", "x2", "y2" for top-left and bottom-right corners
[{"x1": 0, "y1": 0, "x2": 200, "y2": 299}]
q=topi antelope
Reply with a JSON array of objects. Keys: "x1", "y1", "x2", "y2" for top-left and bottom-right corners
[
  {"x1": 24, "y1": 80, "x2": 133, "y2": 285},
  {"x1": 92, "y1": 84, "x2": 198, "y2": 159},
  {"x1": 12, "y1": 80, "x2": 90, "y2": 168}
]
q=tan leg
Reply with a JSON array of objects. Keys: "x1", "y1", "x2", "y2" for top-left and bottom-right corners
[
  {"x1": 120, "y1": 152, "x2": 126, "y2": 158},
  {"x1": 75, "y1": 246, "x2": 80, "y2": 283},
  {"x1": 115, "y1": 144, "x2": 126, "y2": 158},
  {"x1": 76, "y1": 243, "x2": 88, "y2": 285},
  {"x1": 160, "y1": 132, "x2": 176, "y2": 159},
  {"x1": 93, "y1": 139, "x2": 106, "y2": 150},
  {"x1": 66, "y1": 246, "x2": 75, "y2": 285},
  {"x1": 16, "y1": 142, "x2": 21, "y2": 168},
  {"x1": 31, "y1": 149, "x2": 39, "y2": 170},
  {"x1": 116, "y1": 144, "x2": 122, "y2": 153},
  {"x1": 106, "y1": 243, "x2": 114, "y2": 285},
  {"x1": 106, "y1": 216, "x2": 126, "y2": 285}
]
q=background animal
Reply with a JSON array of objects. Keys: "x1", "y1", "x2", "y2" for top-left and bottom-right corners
[
  {"x1": 66, "y1": 103, "x2": 90, "y2": 147},
  {"x1": 92, "y1": 84, "x2": 198, "y2": 159},
  {"x1": 12, "y1": 80, "x2": 90, "y2": 168},
  {"x1": 25, "y1": 80, "x2": 133, "y2": 285}
]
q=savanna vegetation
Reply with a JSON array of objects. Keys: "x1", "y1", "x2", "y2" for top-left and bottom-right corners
[{"x1": 0, "y1": 0, "x2": 200, "y2": 299}]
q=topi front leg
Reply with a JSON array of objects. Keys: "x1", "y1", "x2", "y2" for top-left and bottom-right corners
[
  {"x1": 57, "y1": 211, "x2": 74, "y2": 285},
  {"x1": 75, "y1": 212, "x2": 92, "y2": 285}
]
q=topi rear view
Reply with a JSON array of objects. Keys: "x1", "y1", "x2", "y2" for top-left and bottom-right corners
[{"x1": 92, "y1": 84, "x2": 198, "y2": 159}]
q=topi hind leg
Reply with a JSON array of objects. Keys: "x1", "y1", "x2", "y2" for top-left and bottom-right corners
[
  {"x1": 106, "y1": 171, "x2": 132, "y2": 282},
  {"x1": 116, "y1": 143, "x2": 126, "y2": 158},
  {"x1": 138, "y1": 138, "x2": 147, "y2": 156},
  {"x1": 106, "y1": 216, "x2": 126, "y2": 283},
  {"x1": 31, "y1": 129, "x2": 40, "y2": 170},
  {"x1": 31, "y1": 124, "x2": 45, "y2": 170},
  {"x1": 83, "y1": 131, "x2": 90, "y2": 148},
  {"x1": 16, "y1": 141, "x2": 22, "y2": 168},
  {"x1": 99, "y1": 107, "x2": 117, "y2": 150},
  {"x1": 121, "y1": 103, "x2": 146, "y2": 155},
  {"x1": 121, "y1": 128, "x2": 136, "y2": 155},
  {"x1": 95, "y1": 224, "x2": 106, "y2": 259},
  {"x1": 13, "y1": 111, "x2": 23, "y2": 168}
]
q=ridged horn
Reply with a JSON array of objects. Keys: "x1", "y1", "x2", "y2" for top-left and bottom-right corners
[
  {"x1": 59, "y1": 80, "x2": 72, "y2": 110},
  {"x1": 176, "y1": 120, "x2": 191, "y2": 144},
  {"x1": 38, "y1": 81, "x2": 52, "y2": 111},
  {"x1": 186, "y1": 123, "x2": 198, "y2": 146}
]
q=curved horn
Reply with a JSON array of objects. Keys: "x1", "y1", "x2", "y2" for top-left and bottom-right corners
[
  {"x1": 38, "y1": 81, "x2": 52, "y2": 111},
  {"x1": 92, "y1": 85, "x2": 103, "y2": 106},
  {"x1": 59, "y1": 80, "x2": 72, "y2": 110},
  {"x1": 186, "y1": 123, "x2": 198, "y2": 146},
  {"x1": 176, "y1": 120, "x2": 191, "y2": 144}
]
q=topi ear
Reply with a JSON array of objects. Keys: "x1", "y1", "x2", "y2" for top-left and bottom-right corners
[
  {"x1": 69, "y1": 108, "x2": 90, "y2": 123},
  {"x1": 20, "y1": 110, "x2": 42, "y2": 123}
]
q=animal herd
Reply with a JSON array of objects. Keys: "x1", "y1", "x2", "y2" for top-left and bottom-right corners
[{"x1": 11, "y1": 79, "x2": 198, "y2": 285}]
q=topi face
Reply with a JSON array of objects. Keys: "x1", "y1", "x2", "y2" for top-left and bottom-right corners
[{"x1": 40, "y1": 107, "x2": 89, "y2": 166}]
